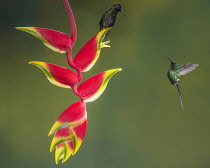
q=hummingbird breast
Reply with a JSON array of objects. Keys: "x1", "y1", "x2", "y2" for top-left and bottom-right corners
[
  {"x1": 167, "y1": 70, "x2": 180, "y2": 85},
  {"x1": 102, "y1": 13, "x2": 117, "y2": 28}
]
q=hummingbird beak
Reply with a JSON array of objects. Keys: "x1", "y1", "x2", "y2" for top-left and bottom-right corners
[
  {"x1": 120, "y1": 10, "x2": 125, "y2": 16},
  {"x1": 168, "y1": 57, "x2": 173, "y2": 62}
]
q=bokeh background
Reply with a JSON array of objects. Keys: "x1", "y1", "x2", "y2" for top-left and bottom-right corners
[{"x1": 1, "y1": 0, "x2": 210, "y2": 167}]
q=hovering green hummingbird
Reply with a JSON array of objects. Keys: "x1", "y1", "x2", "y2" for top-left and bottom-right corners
[
  {"x1": 99, "y1": 4, "x2": 124, "y2": 33},
  {"x1": 167, "y1": 58, "x2": 198, "y2": 110}
]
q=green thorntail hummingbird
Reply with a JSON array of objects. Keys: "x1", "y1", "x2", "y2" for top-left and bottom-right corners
[
  {"x1": 99, "y1": 4, "x2": 124, "y2": 37},
  {"x1": 167, "y1": 58, "x2": 198, "y2": 110}
]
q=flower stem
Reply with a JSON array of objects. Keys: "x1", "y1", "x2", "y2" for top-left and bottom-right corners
[
  {"x1": 66, "y1": 50, "x2": 82, "y2": 82},
  {"x1": 72, "y1": 85, "x2": 80, "y2": 97},
  {"x1": 76, "y1": 67, "x2": 82, "y2": 82},
  {"x1": 66, "y1": 50, "x2": 76, "y2": 68},
  {"x1": 63, "y1": 0, "x2": 77, "y2": 45}
]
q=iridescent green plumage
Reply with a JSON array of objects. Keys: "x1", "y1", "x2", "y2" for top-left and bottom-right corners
[{"x1": 167, "y1": 58, "x2": 199, "y2": 110}]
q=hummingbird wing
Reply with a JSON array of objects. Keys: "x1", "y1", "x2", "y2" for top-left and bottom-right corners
[
  {"x1": 176, "y1": 83, "x2": 184, "y2": 110},
  {"x1": 177, "y1": 64, "x2": 198, "y2": 77},
  {"x1": 99, "y1": 5, "x2": 114, "y2": 30}
]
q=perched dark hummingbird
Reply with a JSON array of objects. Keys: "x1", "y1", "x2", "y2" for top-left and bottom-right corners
[
  {"x1": 167, "y1": 58, "x2": 198, "y2": 110},
  {"x1": 99, "y1": 4, "x2": 124, "y2": 37}
]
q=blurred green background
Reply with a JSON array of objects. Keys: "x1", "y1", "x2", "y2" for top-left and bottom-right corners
[{"x1": 1, "y1": 0, "x2": 210, "y2": 167}]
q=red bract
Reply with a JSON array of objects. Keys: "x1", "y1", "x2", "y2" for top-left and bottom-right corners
[
  {"x1": 55, "y1": 139, "x2": 74, "y2": 164},
  {"x1": 29, "y1": 61, "x2": 78, "y2": 88},
  {"x1": 74, "y1": 28, "x2": 111, "y2": 72},
  {"x1": 16, "y1": 0, "x2": 77, "y2": 55},
  {"x1": 16, "y1": 27, "x2": 72, "y2": 53},
  {"x1": 48, "y1": 101, "x2": 87, "y2": 164},
  {"x1": 17, "y1": 0, "x2": 122, "y2": 164},
  {"x1": 53, "y1": 119, "x2": 87, "y2": 164},
  {"x1": 78, "y1": 69, "x2": 122, "y2": 102},
  {"x1": 49, "y1": 101, "x2": 87, "y2": 135}
]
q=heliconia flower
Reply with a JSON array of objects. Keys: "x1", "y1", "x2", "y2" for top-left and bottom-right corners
[
  {"x1": 16, "y1": 27, "x2": 72, "y2": 53},
  {"x1": 17, "y1": 0, "x2": 122, "y2": 164},
  {"x1": 48, "y1": 101, "x2": 87, "y2": 163},
  {"x1": 29, "y1": 61, "x2": 78, "y2": 88},
  {"x1": 78, "y1": 69, "x2": 122, "y2": 102},
  {"x1": 73, "y1": 28, "x2": 111, "y2": 72}
]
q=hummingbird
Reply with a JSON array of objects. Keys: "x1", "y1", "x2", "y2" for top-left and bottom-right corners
[
  {"x1": 167, "y1": 58, "x2": 198, "y2": 110},
  {"x1": 99, "y1": 4, "x2": 124, "y2": 38}
]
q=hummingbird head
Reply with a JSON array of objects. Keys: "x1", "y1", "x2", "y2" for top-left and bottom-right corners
[
  {"x1": 168, "y1": 57, "x2": 177, "y2": 64},
  {"x1": 168, "y1": 58, "x2": 178, "y2": 69},
  {"x1": 112, "y1": 4, "x2": 125, "y2": 16}
]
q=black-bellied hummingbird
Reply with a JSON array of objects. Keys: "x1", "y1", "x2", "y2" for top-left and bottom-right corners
[{"x1": 99, "y1": 4, "x2": 124, "y2": 38}]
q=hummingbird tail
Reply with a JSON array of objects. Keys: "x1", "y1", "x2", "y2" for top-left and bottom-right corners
[{"x1": 176, "y1": 83, "x2": 184, "y2": 111}]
